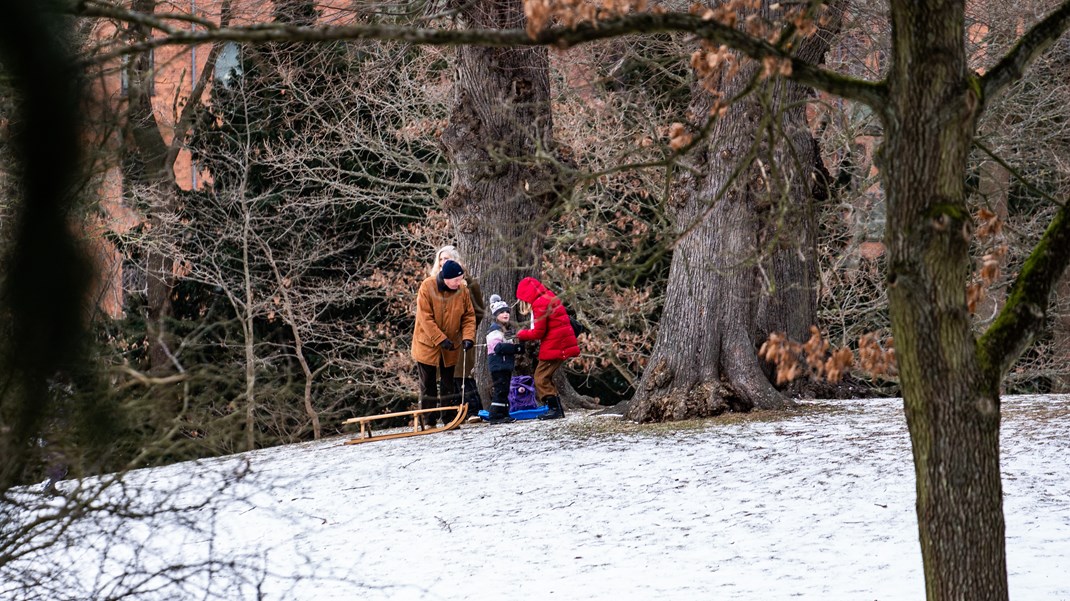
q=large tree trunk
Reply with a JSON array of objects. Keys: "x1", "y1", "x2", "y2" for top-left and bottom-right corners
[
  {"x1": 755, "y1": 87, "x2": 822, "y2": 344},
  {"x1": 440, "y1": 0, "x2": 570, "y2": 400},
  {"x1": 123, "y1": 0, "x2": 177, "y2": 373},
  {"x1": 883, "y1": 1, "x2": 1006, "y2": 598},
  {"x1": 621, "y1": 3, "x2": 833, "y2": 422},
  {"x1": 0, "y1": 3, "x2": 90, "y2": 490},
  {"x1": 627, "y1": 94, "x2": 787, "y2": 421},
  {"x1": 125, "y1": 0, "x2": 230, "y2": 373}
]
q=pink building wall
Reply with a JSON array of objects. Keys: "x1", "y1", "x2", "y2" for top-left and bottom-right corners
[{"x1": 89, "y1": 0, "x2": 355, "y2": 317}]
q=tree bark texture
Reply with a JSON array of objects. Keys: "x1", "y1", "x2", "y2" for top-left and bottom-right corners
[
  {"x1": 623, "y1": 2, "x2": 832, "y2": 422},
  {"x1": 883, "y1": 1, "x2": 1006, "y2": 598},
  {"x1": 754, "y1": 83, "x2": 822, "y2": 345},
  {"x1": 626, "y1": 92, "x2": 786, "y2": 421},
  {"x1": 441, "y1": 0, "x2": 572, "y2": 401}
]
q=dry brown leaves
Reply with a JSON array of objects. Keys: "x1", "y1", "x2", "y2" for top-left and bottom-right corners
[
  {"x1": 524, "y1": 0, "x2": 651, "y2": 39},
  {"x1": 690, "y1": 43, "x2": 738, "y2": 103},
  {"x1": 667, "y1": 122, "x2": 693, "y2": 151},
  {"x1": 685, "y1": 1, "x2": 821, "y2": 106},
  {"x1": 857, "y1": 332, "x2": 895, "y2": 378},
  {"x1": 966, "y1": 208, "x2": 1007, "y2": 315},
  {"x1": 759, "y1": 326, "x2": 895, "y2": 385},
  {"x1": 761, "y1": 55, "x2": 792, "y2": 78}
]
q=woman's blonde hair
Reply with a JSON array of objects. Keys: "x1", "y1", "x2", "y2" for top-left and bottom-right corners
[{"x1": 429, "y1": 245, "x2": 462, "y2": 277}]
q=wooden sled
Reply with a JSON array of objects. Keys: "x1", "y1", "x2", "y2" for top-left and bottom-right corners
[{"x1": 343, "y1": 404, "x2": 469, "y2": 445}]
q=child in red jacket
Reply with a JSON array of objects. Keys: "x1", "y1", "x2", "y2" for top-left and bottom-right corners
[{"x1": 515, "y1": 277, "x2": 580, "y2": 420}]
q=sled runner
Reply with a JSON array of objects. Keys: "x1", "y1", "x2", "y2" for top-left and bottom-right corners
[{"x1": 343, "y1": 404, "x2": 469, "y2": 445}]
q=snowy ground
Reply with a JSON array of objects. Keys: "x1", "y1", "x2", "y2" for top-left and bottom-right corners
[{"x1": 6, "y1": 395, "x2": 1070, "y2": 600}]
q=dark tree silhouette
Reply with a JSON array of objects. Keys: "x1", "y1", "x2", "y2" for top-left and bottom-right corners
[{"x1": 0, "y1": 1, "x2": 95, "y2": 490}]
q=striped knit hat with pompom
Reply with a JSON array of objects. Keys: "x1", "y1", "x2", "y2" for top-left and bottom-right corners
[{"x1": 489, "y1": 294, "x2": 510, "y2": 316}]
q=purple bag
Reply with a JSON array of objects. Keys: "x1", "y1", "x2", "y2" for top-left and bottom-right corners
[{"x1": 508, "y1": 375, "x2": 538, "y2": 411}]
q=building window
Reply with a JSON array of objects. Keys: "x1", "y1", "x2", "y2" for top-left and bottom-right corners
[{"x1": 215, "y1": 43, "x2": 242, "y2": 87}]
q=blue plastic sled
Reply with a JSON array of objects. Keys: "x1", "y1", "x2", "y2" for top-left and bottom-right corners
[{"x1": 477, "y1": 405, "x2": 550, "y2": 421}]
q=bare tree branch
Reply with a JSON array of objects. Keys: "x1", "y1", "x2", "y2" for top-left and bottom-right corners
[
  {"x1": 979, "y1": 198, "x2": 1070, "y2": 379},
  {"x1": 67, "y1": 4, "x2": 887, "y2": 108},
  {"x1": 981, "y1": 1, "x2": 1070, "y2": 102}
]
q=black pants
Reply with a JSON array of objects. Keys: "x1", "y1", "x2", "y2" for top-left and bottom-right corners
[
  {"x1": 417, "y1": 359, "x2": 457, "y2": 424},
  {"x1": 490, "y1": 370, "x2": 512, "y2": 416},
  {"x1": 454, "y1": 377, "x2": 483, "y2": 414}
]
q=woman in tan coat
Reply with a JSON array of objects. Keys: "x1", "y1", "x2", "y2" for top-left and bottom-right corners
[
  {"x1": 411, "y1": 259, "x2": 476, "y2": 427},
  {"x1": 430, "y1": 245, "x2": 485, "y2": 421}
]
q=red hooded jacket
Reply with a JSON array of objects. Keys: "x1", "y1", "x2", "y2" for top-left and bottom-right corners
[{"x1": 516, "y1": 277, "x2": 580, "y2": 361}]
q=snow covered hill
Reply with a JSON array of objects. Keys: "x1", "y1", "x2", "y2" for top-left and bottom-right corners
[{"x1": 6, "y1": 396, "x2": 1069, "y2": 600}]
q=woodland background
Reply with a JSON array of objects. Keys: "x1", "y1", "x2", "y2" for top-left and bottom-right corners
[
  {"x1": 3, "y1": 2, "x2": 1070, "y2": 601},
  {"x1": 0, "y1": 0, "x2": 1068, "y2": 476}
]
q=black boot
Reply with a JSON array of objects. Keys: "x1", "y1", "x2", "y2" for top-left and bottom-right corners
[
  {"x1": 420, "y1": 398, "x2": 439, "y2": 429},
  {"x1": 458, "y1": 377, "x2": 484, "y2": 423},
  {"x1": 487, "y1": 401, "x2": 515, "y2": 424},
  {"x1": 538, "y1": 396, "x2": 565, "y2": 420}
]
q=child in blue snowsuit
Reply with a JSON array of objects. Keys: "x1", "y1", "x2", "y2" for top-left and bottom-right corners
[{"x1": 485, "y1": 294, "x2": 521, "y2": 424}]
